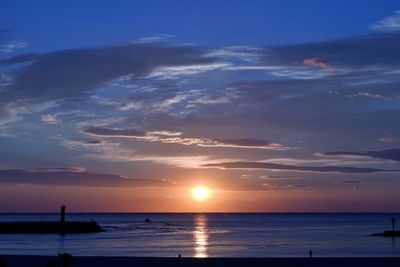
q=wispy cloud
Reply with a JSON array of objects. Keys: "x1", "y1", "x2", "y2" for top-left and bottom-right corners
[
  {"x1": 303, "y1": 57, "x2": 331, "y2": 69},
  {"x1": 41, "y1": 114, "x2": 57, "y2": 123},
  {"x1": 370, "y1": 10, "x2": 400, "y2": 32},
  {"x1": 76, "y1": 116, "x2": 127, "y2": 127},
  {"x1": 147, "y1": 63, "x2": 230, "y2": 80},
  {"x1": 0, "y1": 101, "x2": 56, "y2": 126},
  {"x1": 356, "y1": 91, "x2": 384, "y2": 99},
  {"x1": 206, "y1": 46, "x2": 263, "y2": 63},
  {"x1": 192, "y1": 95, "x2": 231, "y2": 104},
  {"x1": 81, "y1": 126, "x2": 287, "y2": 150},
  {"x1": 132, "y1": 34, "x2": 175, "y2": 43},
  {"x1": 378, "y1": 133, "x2": 400, "y2": 143},
  {"x1": 82, "y1": 126, "x2": 146, "y2": 138},
  {"x1": 261, "y1": 183, "x2": 310, "y2": 191},
  {"x1": 80, "y1": 143, "x2": 215, "y2": 168},
  {"x1": 148, "y1": 130, "x2": 182, "y2": 136},
  {"x1": 0, "y1": 126, "x2": 15, "y2": 138},
  {"x1": 0, "y1": 41, "x2": 26, "y2": 53},
  {"x1": 0, "y1": 43, "x2": 216, "y2": 125}
]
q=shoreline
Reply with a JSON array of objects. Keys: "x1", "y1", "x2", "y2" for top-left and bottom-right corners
[{"x1": 1, "y1": 255, "x2": 400, "y2": 267}]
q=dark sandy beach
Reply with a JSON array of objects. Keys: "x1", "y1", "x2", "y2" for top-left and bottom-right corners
[{"x1": 1, "y1": 255, "x2": 400, "y2": 267}]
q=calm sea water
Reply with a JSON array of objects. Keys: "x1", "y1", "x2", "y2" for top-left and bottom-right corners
[{"x1": 0, "y1": 213, "x2": 399, "y2": 257}]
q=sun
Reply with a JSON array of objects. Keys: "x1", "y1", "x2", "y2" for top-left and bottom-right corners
[{"x1": 191, "y1": 185, "x2": 211, "y2": 201}]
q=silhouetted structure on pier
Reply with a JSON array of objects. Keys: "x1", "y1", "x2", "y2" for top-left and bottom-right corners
[
  {"x1": 371, "y1": 216, "x2": 400, "y2": 237},
  {"x1": 0, "y1": 205, "x2": 103, "y2": 234},
  {"x1": 60, "y1": 205, "x2": 66, "y2": 224}
]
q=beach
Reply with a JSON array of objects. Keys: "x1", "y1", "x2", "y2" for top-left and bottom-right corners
[{"x1": 1, "y1": 255, "x2": 400, "y2": 267}]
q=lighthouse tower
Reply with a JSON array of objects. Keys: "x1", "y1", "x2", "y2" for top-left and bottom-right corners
[{"x1": 60, "y1": 205, "x2": 66, "y2": 224}]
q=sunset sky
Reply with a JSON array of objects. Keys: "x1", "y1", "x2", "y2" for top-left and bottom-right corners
[{"x1": 1, "y1": 0, "x2": 400, "y2": 212}]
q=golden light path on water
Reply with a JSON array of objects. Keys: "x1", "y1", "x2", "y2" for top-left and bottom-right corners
[{"x1": 193, "y1": 214, "x2": 209, "y2": 258}]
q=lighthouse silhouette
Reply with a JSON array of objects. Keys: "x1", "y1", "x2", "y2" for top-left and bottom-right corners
[{"x1": 60, "y1": 205, "x2": 66, "y2": 224}]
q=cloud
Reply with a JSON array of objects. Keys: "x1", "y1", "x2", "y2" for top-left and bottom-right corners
[
  {"x1": 206, "y1": 46, "x2": 263, "y2": 63},
  {"x1": 303, "y1": 57, "x2": 330, "y2": 69},
  {"x1": 340, "y1": 180, "x2": 361, "y2": 184},
  {"x1": 76, "y1": 116, "x2": 127, "y2": 128},
  {"x1": 378, "y1": 133, "x2": 400, "y2": 143},
  {"x1": 147, "y1": 130, "x2": 182, "y2": 136},
  {"x1": 133, "y1": 34, "x2": 175, "y2": 43},
  {"x1": 0, "y1": 41, "x2": 26, "y2": 53},
  {"x1": 323, "y1": 148, "x2": 400, "y2": 161},
  {"x1": 212, "y1": 138, "x2": 281, "y2": 149},
  {"x1": 82, "y1": 145, "x2": 214, "y2": 168},
  {"x1": 82, "y1": 126, "x2": 146, "y2": 138},
  {"x1": 261, "y1": 183, "x2": 310, "y2": 191},
  {"x1": 59, "y1": 132, "x2": 216, "y2": 168},
  {"x1": 192, "y1": 96, "x2": 230, "y2": 104},
  {"x1": 0, "y1": 101, "x2": 57, "y2": 126},
  {"x1": 3, "y1": 32, "x2": 400, "y2": 180},
  {"x1": 26, "y1": 167, "x2": 86, "y2": 173},
  {"x1": 263, "y1": 175, "x2": 300, "y2": 180},
  {"x1": 2, "y1": 32, "x2": 400, "y2": 129},
  {"x1": 0, "y1": 43, "x2": 216, "y2": 125},
  {"x1": 0, "y1": 126, "x2": 14, "y2": 138},
  {"x1": 3, "y1": 45, "x2": 214, "y2": 99},
  {"x1": 356, "y1": 91, "x2": 384, "y2": 99},
  {"x1": 370, "y1": 10, "x2": 400, "y2": 32},
  {"x1": 0, "y1": 104, "x2": 20, "y2": 126},
  {"x1": 262, "y1": 32, "x2": 400, "y2": 67},
  {"x1": 183, "y1": 69, "x2": 400, "y2": 146},
  {"x1": 127, "y1": 155, "x2": 214, "y2": 169},
  {"x1": 147, "y1": 63, "x2": 230, "y2": 80},
  {"x1": 203, "y1": 161, "x2": 398, "y2": 173},
  {"x1": 81, "y1": 126, "x2": 286, "y2": 150},
  {"x1": 0, "y1": 168, "x2": 175, "y2": 187},
  {"x1": 41, "y1": 114, "x2": 57, "y2": 123},
  {"x1": 70, "y1": 138, "x2": 103, "y2": 145}
]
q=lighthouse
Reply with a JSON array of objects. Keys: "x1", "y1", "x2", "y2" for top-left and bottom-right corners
[{"x1": 60, "y1": 205, "x2": 66, "y2": 224}]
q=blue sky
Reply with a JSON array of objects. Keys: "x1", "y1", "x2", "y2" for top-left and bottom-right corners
[
  {"x1": 1, "y1": 1, "x2": 400, "y2": 211},
  {"x1": 3, "y1": 0, "x2": 400, "y2": 50}
]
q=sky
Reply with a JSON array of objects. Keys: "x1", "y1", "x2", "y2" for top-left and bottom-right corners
[{"x1": 1, "y1": 0, "x2": 400, "y2": 212}]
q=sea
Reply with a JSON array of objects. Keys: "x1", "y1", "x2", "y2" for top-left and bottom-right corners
[{"x1": 0, "y1": 213, "x2": 399, "y2": 257}]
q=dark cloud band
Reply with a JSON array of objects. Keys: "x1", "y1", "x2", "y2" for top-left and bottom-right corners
[
  {"x1": 0, "y1": 169, "x2": 174, "y2": 187},
  {"x1": 204, "y1": 161, "x2": 399, "y2": 173},
  {"x1": 323, "y1": 148, "x2": 400, "y2": 161}
]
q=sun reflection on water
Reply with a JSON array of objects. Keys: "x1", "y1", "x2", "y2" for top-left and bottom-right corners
[{"x1": 193, "y1": 214, "x2": 208, "y2": 258}]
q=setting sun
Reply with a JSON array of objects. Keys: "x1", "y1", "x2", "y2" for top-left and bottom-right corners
[{"x1": 191, "y1": 186, "x2": 211, "y2": 201}]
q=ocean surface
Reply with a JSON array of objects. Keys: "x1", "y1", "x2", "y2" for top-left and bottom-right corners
[{"x1": 0, "y1": 213, "x2": 399, "y2": 257}]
